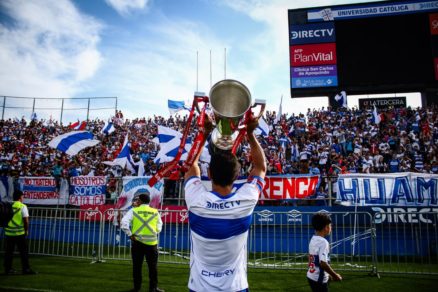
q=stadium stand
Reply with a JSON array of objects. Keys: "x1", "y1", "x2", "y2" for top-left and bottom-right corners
[{"x1": 1, "y1": 106, "x2": 437, "y2": 179}]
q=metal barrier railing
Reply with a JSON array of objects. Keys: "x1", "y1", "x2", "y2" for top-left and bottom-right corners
[
  {"x1": 2, "y1": 208, "x2": 438, "y2": 275},
  {"x1": 373, "y1": 211, "x2": 438, "y2": 275},
  {"x1": 27, "y1": 208, "x2": 101, "y2": 260},
  {"x1": 100, "y1": 209, "x2": 191, "y2": 264},
  {"x1": 248, "y1": 211, "x2": 376, "y2": 273}
]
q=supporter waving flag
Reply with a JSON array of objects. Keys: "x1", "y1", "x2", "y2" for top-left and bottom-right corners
[
  {"x1": 254, "y1": 117, "x2": 270, "y2": 137},
  {"x1": 153, "y1": 126, "x2": 212, "y2": 164},
  {"x1": 372, "y1": 105, "x2": 381, "y2": 124},
  {"x1": 69, "y1": 120, "x2": 80, "y2": 129},
  {"x1": 69, "y1": 120, "x2": 87, "y2": 130},
  {"x1": 334, "y1": 91, "x2": 348, "y2": 108},
  {"x1": 136, "y1": 158, "x2": 145, "y2": 176},
  {"x1": 108, "y1": 135, "x2": 133, "y2": 169},
  {"x1": 77, "y1": 121, "x2": 87, "y2": 130},
  {"x1": 48, "y1": 131, "x2": 100, "y2": 156},
  {"x1": 30, "y1": 112, "x2": 37, "y2": 121},
  {"x1": 154, "y1": 126, "x2": 191, "y2": 163},
  {"x1": 100, "y1": 120, "x2": 115, "y2": 135},
  {"x1": 273, "y1": 95, "x2": 283, "y2": 124},
  {"x1": 168, "y1": 99, "x2": 190, "y2": 115}
]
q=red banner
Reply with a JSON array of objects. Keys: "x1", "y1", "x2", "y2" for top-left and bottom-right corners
[
  {"x1": 290, "y1": 43, "x2": 337, "y2": 66},
  {"x1": 160, "y1": 205, "x2": 189, "y2": 224},
  {"x1": 430, "y1": 13, "x2": 438, "y2": 35},
  {"x1": 260, "y1": 176, "x2": 319, "y2": 200},
  {"x1": 79, "y1": 204, "x2": 116, "y2": 221}
]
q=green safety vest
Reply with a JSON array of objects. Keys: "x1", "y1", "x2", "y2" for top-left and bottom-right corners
[
  {"x1": 131, "y1": 205, "x2": 159, "y2": 245},
  {"x1": 5, "y1": 201, "x2": 25, "y2": 237}
]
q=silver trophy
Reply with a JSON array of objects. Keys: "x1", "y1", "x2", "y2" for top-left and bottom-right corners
[{"x1": 209, "y1": 79, "x2": 265, "y2": 151}]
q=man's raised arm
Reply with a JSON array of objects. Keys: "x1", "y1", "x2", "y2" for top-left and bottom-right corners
[
  {"x1": 184, "y1": 116, "x2": 213, "y2": 181},
  {"x1": 247, "y1": 115, "x2": 267, "y2": 179}
]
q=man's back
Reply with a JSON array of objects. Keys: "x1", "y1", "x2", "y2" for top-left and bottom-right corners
[
  {"x1": 183, "y1": 113, "x2": 267, "y2": 292},
  {"x1": 185, "y1": 175, "x2": 264, "y2": 292}
]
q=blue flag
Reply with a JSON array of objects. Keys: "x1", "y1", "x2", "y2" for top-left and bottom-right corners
[
  {"x1": 101, "y1": 121, "x2": 115, "y2": 135},
  {"x1": 168, "y1": 99, "x2": 189, "y2": 114},
  {"x1": 48, "y1": 131, "x2": 100, "y2": 156}
]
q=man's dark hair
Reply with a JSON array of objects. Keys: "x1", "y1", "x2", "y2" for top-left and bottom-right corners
[
  {"x1": 138, "y1": 193, "x2": 150, "y2": 204},
  {"x1": 209, "y1": 151, "x2": 241, "y2": 187},
  {"x1": 312, "y1": 213, "x2": 332, "y2": 231},
  {"x1": 13, "y1": 190, "x2": 24, "y2": 201}
]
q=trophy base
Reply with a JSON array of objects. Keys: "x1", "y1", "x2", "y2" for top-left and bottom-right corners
[
  {"x1": 210, "y1": 130, "x2": 238, "y2": 151},
  {"x1": 207, "y1": 136, "x2": 241, "y2": 157}
]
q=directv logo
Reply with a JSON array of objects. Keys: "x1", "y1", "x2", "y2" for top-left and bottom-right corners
[
  {"x1": 290, "y1": 23, "x2": 335, "y2": 45},
  {"x1": 291, "y1": 28, "x2": 334, "y2": 39}
]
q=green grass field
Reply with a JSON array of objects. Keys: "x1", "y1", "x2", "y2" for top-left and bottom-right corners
[{"x1": 0, "y1": 256, "x2": 437, "y2": 292}]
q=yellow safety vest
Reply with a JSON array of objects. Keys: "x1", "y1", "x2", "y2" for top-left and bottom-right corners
[
  {"x1": 131, "y1": 205, "x2": 159, "y2": 245},
  {"x1": 4, "y1": 201, "x2": 25, "y2": 237}
]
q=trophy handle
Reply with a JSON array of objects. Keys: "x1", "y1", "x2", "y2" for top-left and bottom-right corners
[
  {"x1": 193, "y1": 94, "x2": 209, "y2": 115},
  {"x1": 252, "y1": 99, "x2": 266, "y2": 120},
  {"x1": 231, "y1": 99, "x2": 267, "y2": 154}
]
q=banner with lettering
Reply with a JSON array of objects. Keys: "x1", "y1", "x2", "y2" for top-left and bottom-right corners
[
  {"x1": 160, "y1": 205, "x2": 189, "y2": 223},
  {"x1": 19, "y1": 177, "x2": 69, "y2": 205},
  {"x1": 201, "y1": 174, "x2": 320, "y2": 200},
  {"x1": 116, "y1": 176, "x2": 164, "y2": 210},
  {"x1": 336, "y1": 173, "x2": 438, "y2": 206},
  {"x1": 79, "y1": 204, "x2": 116, "y2": 221},
  {"x1": 69, "y1": 176, "x2": 107, "y2": 206},
  {"x1": 307, "y1": 1, "x2": 438, "y2": 22}
]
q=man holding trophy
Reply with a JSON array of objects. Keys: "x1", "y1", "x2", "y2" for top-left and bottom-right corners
[{"x1": 183, "y1": 80, "x2": 267, "y2": 292}]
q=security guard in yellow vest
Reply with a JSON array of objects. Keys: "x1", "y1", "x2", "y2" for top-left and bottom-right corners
[
  {"x1": 121, "y1": 190, "x2": 164, "y2": 292},
  {"x1": 3, "y1": 190, "x2": 36, "y2": 275}
]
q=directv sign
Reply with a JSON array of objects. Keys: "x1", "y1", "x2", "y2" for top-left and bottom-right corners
[{"x1": 290, "y1": 22, "x2": 336, "y2": 45}]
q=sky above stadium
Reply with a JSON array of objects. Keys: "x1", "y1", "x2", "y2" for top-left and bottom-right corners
[{"x1": 0, "y1": 0, "x2": 420, "y2": 122}]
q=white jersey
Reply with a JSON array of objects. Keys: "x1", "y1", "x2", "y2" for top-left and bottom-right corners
[
  {"x1": 307, "y1": 235, "x2": 330, "y2": 284},
  {"x1": 184, "y1": 175, "x2": 265, "y2": 292}
]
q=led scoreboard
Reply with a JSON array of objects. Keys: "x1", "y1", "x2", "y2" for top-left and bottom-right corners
[{"x1": 288, "y1": 0, "x2": 438, "y2": 98}]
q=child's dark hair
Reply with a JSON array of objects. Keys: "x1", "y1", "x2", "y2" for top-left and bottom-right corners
[{"x1": 312, "y1": 213, "x2": 332, "y2": 231}]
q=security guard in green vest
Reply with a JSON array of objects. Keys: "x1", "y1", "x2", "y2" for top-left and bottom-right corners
[
  {"x1": 121, "y1": 190, "x2": 164, "y2": 292},
  {"x1": 3, "y1": 190, "x2": 36, "y2": 275}
]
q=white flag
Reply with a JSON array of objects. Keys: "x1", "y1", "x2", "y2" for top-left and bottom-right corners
[
  {"x1": 372, "y1": 105, "x2": 381, "y2": 124},
  {"x1": 274, "y1": 95, "x2": 283, "y2": 124}
]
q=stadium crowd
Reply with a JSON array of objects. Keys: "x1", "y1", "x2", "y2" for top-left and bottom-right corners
[{"x1": 1, "y1": 105, "x2": 438, "y2": 183}]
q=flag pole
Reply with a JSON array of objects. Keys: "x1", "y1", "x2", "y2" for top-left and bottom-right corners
[
  {"x1": 196, "y1": 51, "x2": 199, "y2": 91},
  {"x1": 224, "y1": 48, "x2": 226, "y2": 79},
  {"x1": 210, "y1": 49, "x2": 212, "y2": 88}
]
